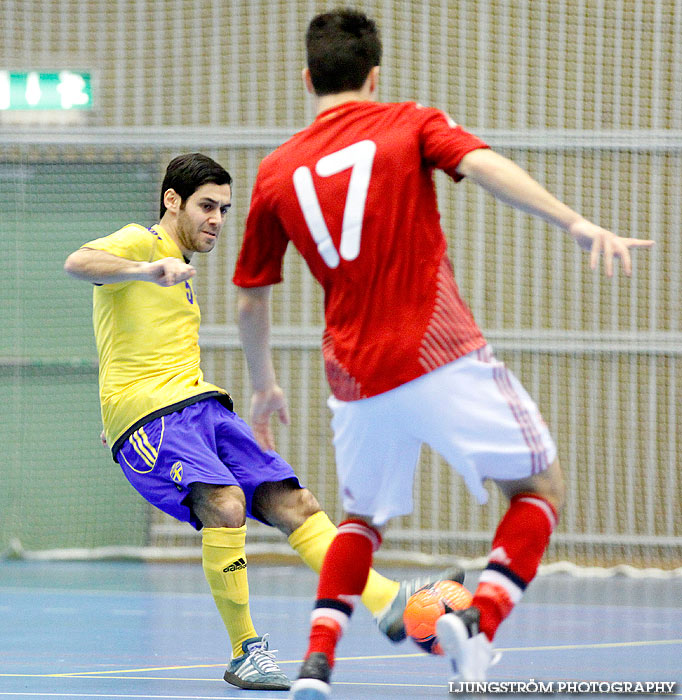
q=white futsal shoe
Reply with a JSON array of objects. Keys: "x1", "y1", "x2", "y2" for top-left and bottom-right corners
[
  {"x1": 436, "y1": 606, "x2": 501, "y2": 682},
  {"x1": 223, "y1": 634, "x2": 290, "y2": 690}
]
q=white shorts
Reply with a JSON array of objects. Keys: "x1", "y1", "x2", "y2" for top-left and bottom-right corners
[{"x1": 327, "y1": 345, "x2": 557, "y2": 526}]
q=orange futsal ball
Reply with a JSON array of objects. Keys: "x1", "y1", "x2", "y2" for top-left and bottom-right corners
[{"x1": 403, "y1": 580, "x2": 473, "y2": 655}]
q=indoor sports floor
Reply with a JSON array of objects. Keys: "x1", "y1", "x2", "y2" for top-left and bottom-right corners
[{"x1": 0, "y1": 561, "x2": 680, "y2": 699}]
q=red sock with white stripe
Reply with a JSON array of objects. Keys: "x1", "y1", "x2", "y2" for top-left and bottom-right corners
[
  {"x1": 473, "y1": 494, "x2": 558, "y2": 641},
  {"x1": 305, "y1": 519, "x2": 381, "y2": 667}
]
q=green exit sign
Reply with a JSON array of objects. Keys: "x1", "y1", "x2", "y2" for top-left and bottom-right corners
[{"x1": 0, "y1": 71, "x2": 92, "y2": 110}]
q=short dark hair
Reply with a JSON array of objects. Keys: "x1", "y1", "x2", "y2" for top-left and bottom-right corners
[
  {"x1": 306, "y1": 8, "x2": 382, "y2": 96},
  {"x1": 160, "y1": 152, "x2": 232, "y2": 218}
]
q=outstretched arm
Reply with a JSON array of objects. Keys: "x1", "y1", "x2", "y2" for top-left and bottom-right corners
[
  {"x1": 64, "y1": 247, "x2": 195, "y2": 286},
  {"x1": 237, "y1": 285, "x2": 290, "y2": 451},
  {"x1": 456, "y1": 148, "x2": 655, "y2": 276}
]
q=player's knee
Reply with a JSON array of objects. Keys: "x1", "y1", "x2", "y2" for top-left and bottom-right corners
[
  {"x1": 291, "y1": 486, "x2": 322, "y2": 519},
  {"x1": 539, "y1": 458, "x2": 566, "y2": 513},
  {"x1": 215, "y1": 497, "x2": 247, "y2": 528},
  {"x1": 553, "y1": 471, "x2": 566, "y2": 512},
  {"x1": 254, "y1": 480, "x2": 321, "y2": 534},
  {"x1": 190, "y1": 483, "x2": 246, "y2": 529},
  {"x1": 501, "y1": 458, "x2": 566, "y2": 514}
]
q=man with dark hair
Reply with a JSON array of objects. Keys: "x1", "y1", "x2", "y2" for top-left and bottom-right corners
[
  {"x1": 305, "y1": 9, "x2": 381, "y2": 95},
  {"x1": 232, "y1": 8, "x2": 654, "y2": 698},
  {"x1": 65, "y1": 152, "x2": 451, "y2": 691},
  {"x1": 158, "y1": 152, "x2": 233, "y2": 218}
]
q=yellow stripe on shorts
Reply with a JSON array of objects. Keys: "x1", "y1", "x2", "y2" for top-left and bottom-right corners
[
  {"x1": 129, "y1": 431, "x2": 155, "y2": 468},
  {"x1": 138, "y1": 426, "x2": 159, "y2": 463}
]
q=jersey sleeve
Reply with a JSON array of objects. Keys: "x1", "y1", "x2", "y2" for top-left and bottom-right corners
[
  {"x1": 82, "y1": 224, "x2": 156, "y2": 291},
  {"x1": 83, "y1": 224, "x2": 156, "y2": 261},
  {"x1": 418, "y1": 106, "x2": 489, "y2": 181},
  {"x1": 233, "y1": 174, "x2": 290, "y2": 288}
]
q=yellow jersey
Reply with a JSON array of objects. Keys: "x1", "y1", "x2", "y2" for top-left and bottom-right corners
[{"x1": 84, "y1": 223, "x2": 231, "y2": 456}]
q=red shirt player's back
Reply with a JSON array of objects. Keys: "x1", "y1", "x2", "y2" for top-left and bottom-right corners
[{"x1": 234, "y1": 100, "x2": 488, "y2": 401}]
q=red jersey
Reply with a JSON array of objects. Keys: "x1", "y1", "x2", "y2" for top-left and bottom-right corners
[{"x1": 234, "y1": 100, "x2": 488, "y2": 400}]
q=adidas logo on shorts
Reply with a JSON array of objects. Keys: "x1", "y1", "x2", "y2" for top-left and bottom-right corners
[{"x1": 223, "y1": 557, "x2": 246, "y2": 573}]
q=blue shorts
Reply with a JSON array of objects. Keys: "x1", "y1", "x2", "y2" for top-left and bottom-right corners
[{"x1": 115, "y1": 398, "x2": 299, "y2": 529}]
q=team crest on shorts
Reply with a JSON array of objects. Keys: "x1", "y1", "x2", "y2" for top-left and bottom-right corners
[{"x1": 170, "y1": 461, "x2": 183, "y2": 484}]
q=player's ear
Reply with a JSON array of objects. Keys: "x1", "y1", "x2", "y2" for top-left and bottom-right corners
[
  {"x1": 302, "y1": 68, "x2": 315, "y2": 95},
  {"x1": 368, "y1": 66, "x2": 380, "y2": 95},
  {"x1": 163, "y1": 188, "x2": 180, "y2": 213}
]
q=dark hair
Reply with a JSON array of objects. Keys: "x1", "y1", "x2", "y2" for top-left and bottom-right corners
[
  {"x1": 159, "y1": 152, "x2": 232, "y2": 218},
  {"x1": 306, "y1": 8, "x2": 382, "y2": 96}
]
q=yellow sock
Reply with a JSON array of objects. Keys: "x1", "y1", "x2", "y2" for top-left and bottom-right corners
[
  {"x1": 202, "y1": 525, "x2": 257, "y2": 658},
  {"x1": 288, "y1": 510, "x2": 400, "y2": 616}
]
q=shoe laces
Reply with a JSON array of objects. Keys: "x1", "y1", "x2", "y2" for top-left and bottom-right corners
[{"x1": 247, "y1": 635, "x2": 281, "y2": 673}]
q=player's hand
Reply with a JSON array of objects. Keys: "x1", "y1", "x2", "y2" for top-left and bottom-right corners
[
  {"x1": 569, "y1": 219, "x2": 654, "y2": 277},
  {"x1": 249, "y1": 385, "x2": 290, "y2": 451},
  {"x1": 142, "y1": 257, "x2": 196, "y2": 286},
  {"x1": 100, "y1": 430, "x2": 108, "y2": 447}
]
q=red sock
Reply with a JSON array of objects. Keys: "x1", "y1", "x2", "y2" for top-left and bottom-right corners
[
  {"x1": 474, "y1": 494, "x2": 558, "y2": 641},
  {"x1": 306, "y1": 519, "x2": 381, "y2": 667}
]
